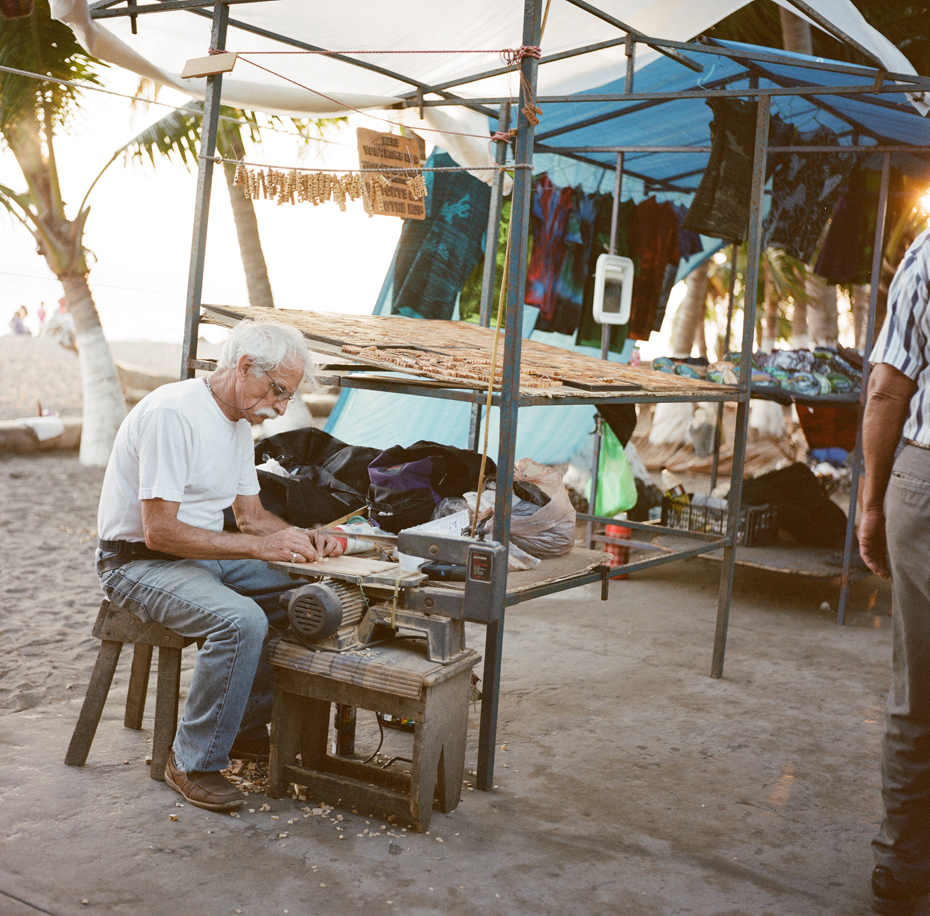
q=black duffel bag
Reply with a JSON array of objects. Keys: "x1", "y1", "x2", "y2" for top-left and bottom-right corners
[
  {"x1": 367, "y1": 441, "x2": 495, "y2": 533},
  {"x1": 225, "y1": 428, "x2": 381, "y2": 530}
]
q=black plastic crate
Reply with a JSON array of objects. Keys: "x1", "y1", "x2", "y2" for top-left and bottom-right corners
[{"x1": 661, "y1": 496, "x2": 778, "y2": 547}]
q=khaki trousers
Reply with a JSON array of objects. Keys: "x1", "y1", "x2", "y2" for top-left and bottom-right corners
[{"x1": 874, "y1": 443, "x2": 930, "y2": 882}]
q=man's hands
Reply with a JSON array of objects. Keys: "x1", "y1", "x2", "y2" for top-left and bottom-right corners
[
  {"x1": 858, "y1": 507, "x2": 891, "y2": 579},
  {"x1": 260, "y1": 526, "x2": 345, "y2": 564},
  {"x1": 140, "y1": 498, "x2": 344, "y2": 562}
]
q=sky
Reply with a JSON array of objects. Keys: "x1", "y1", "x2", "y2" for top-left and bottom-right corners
[
  {"x1": 0, "y1": 64, "x2": 746, "y2": 361},
  {"x1": 0, "y1": 69, "x2": 404, "y2": 343}
]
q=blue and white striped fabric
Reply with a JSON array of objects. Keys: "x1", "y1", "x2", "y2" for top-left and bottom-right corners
[{"x1": 871, "y1": 227, "x2": 930, "y2": 445}]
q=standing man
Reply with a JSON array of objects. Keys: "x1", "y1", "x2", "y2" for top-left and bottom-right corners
[
  {"x1": 860, "y1": 226, "x2": 930, "y2": 916},
  {"x1": 96, "y1": 319, "x2": 342, "y2": 812}
]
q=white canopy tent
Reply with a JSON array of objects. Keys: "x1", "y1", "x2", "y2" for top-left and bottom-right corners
[{"x1": 51, "y1": 0, "x2": 928, "y2": 186}]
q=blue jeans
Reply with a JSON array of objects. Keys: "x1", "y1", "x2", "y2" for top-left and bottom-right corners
[
  {"x1": 96, "y1": 551, "x2": 299, "y2": 773},
  {"x1": 874, "y1": 444, "x2": 930, "y2": 883}
]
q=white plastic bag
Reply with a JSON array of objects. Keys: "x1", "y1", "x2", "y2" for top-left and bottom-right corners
[
  {"x1": 508, "y1": 458, "x2": 577, "y2": 559},
  {"x1": 433, "y1": 498, "x2": 540, "y2": 570}
]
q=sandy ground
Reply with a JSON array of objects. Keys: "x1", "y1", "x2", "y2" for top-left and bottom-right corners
[
  {"x1": 0, "y1": 336, "x2": 184, "y2": 713},
  {"x1": 0, "y1": 450, "x2": 104, "y2": 715},
  {"x1": 0, "y1": 333, "x2": 909, "y2": 916},
  {"x1": 0, "y1": 444, "x2": 900, "y2": 915},
  {"x1": 0, "y1": 335, "x2": 196, "y2": 422}
]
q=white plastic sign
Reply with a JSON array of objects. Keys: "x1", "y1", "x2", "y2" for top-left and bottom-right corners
[{"x1": 592, "y1": 253, "x2": 634, "y2": 326}]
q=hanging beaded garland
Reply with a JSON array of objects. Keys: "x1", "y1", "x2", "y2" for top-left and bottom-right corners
[{"x1": 233, "y1": 162, "x2": 435, "y2": 218}]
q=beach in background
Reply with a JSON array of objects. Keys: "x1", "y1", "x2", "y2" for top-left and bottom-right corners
[{"x1": 0, "y1": 335, "x2": 209, "y2": 422}]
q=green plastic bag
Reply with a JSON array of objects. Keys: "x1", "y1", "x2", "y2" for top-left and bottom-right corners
[{"x1": 588, "y1": 425, "x2": 638, "y2": 517}]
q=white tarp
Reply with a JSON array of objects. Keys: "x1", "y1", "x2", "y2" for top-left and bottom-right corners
[{"x1": 50, "y1": 0, "x2": 927, "y2": 183}]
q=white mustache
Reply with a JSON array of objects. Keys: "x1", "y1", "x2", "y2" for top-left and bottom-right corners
[{"x1": 254, "y1": 407, "x2": 278, "y2": 419}]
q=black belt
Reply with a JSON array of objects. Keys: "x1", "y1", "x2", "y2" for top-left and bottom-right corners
[{"x1": 97, "y1": 538, "x2": 181, "y2": 574}]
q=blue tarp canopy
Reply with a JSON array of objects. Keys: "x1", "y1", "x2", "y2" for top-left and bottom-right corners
[
  {"x1": 535, "y1": 38, "x2": 930, "y2": 190},
  {"x1": 327, "y1": 39, "x2": 930, "y2": 464}
]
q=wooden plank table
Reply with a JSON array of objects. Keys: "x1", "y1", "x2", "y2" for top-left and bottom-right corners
[
  {"x1": 201, "y1": 304, "x2": 732, "y2": 403},
  {"x1": 654, "y1": 534, "x2": 871, "y2": 581}
]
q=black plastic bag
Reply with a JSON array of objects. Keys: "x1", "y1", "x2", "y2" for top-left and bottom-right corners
[
  {"x1": 367, "y1": 441, "x2": 495, "y2": 533},
  {"x1": 225, "y1": 428, "x2": 381, "y2": 530},
  {"x1": 740, "y1": 463, "x2": 847, "y2": 548}
]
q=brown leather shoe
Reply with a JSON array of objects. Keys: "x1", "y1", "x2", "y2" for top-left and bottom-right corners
[{"x1": 164, "y1": 753, "x2": 245, "y2": 812}]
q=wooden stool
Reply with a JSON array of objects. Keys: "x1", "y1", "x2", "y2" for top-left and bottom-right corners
[
  {"x1": 267, "y1": 635, "x2": 481, "y2": 831},
  {"x1": 65, "y1": 600, "x2": 196, "y2": 781}
]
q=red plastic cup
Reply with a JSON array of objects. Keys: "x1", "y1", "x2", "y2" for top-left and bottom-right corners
[{"x1": 605, "y1": 524, "x2": 631, "y2": 579}]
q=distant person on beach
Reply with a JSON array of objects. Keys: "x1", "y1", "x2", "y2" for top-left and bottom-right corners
[
  {"x1": 46, "y1": 299, "x2": 76, "y2": 349},
  {"x1": 8, "y1": 306, "x2": 30, "y2": 336},
  {"x1": 36, "y1": 302, "x2": 46, "y2": 335},
  {"x1": 860, "y1": 226, "x2": 930, "y2": 916},
  {"x1": 46, "y1": 299, "x2": 76, "y2": 351},
  {"x1": 95, "y1": 319, "x2": 342, "y2": 813}
]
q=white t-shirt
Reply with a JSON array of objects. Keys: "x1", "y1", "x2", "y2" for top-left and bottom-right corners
[{"x1": 97, "y1": 378, "x2": 260, "y2": 541}]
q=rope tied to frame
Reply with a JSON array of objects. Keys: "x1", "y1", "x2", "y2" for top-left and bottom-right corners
[
  {"x1": 470, "y1": 207, "x2": 515, "y2": 539},
  {"x1": 500, "y1": 45, "x2": 542, "y2": 66},
  {"x1": 490, "y1": 129, "x2": 518, "y2": 145},
  {"x1": 520, "y1": 76, "x2": 542, "y2": 126},
  {"x1": 498, "y1": 45, "x2": 543, "y2": 126}
]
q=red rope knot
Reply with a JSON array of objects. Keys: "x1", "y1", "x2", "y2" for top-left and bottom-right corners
[
  {"x1": 500, "y1": 45, "x2": 542, "y2": 67},
  {"x1": 490, "y1": 129, "x2": 517, "y2": 145}
]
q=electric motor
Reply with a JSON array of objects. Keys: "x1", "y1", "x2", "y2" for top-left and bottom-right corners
[{"x1": 285, "y1": 579, "x2": 366, "y2": 644}]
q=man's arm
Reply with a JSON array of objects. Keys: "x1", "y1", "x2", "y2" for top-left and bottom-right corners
[
  {"x1": 141, "y1": 497, "x2": 343, "y2": 563},
  {"x1": 231, "y1": 493, "x2": 291, "y2": 536},
  {"x1": 859, "y1": 362, "x2": 916, "y2": 578}
]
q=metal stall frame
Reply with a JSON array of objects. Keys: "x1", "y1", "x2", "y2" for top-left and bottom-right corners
[{"x1": 89, "y1": 0, "x2": 930, "y2": 790}]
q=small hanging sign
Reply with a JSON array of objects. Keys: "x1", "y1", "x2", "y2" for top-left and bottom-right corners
[{"x1": 356, "y1": 128, "x2": 427, "y2": 220}]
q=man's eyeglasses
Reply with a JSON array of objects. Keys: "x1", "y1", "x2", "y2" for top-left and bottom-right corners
[{"x1": 262, "y1": 369, "x2": 296, "y2": 404}]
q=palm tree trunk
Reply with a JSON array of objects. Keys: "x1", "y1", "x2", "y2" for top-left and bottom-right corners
[
  {"x1": 216, "y1": 130, "x2": 321, "y2": 430},
  {"x1": 694, "y1": 317, "x2": 708, "y2": 360},
  {"x1": 779, "y1": 8, "x2": 813, "y2": 55},
  {"x1": 221, "y1": 130, "x2": 275, "y2": 310},
  {"x1": 670, "y1": 265, "x2": 709, "y2": 357},
  {"x1": 792, "y1": 299, "x2": 809, "y2": 350},
  {"x1": 62, "y1": 274, "x2": 127, "y2": 467},
  {"x1": 811, "y1": 284, "x2": 839, "y2": 347},
  {"x1": 852, "y1": 283, "x2": 869, "y2": 350},
  {"x1": 806, "y1": 273, "x2": 839, "y2": 346},
  {"x1": 761, "y1": 259, "x2": 778, "y2": 352}
]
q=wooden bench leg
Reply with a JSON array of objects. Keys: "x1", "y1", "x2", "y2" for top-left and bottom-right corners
[
  {"x1": 410, "y1": 671, "x2": 472, "y2": 829},
  {"x1": 269, "y1": 688, "x2": 329, "y2": 798},
  {"x1": 434, "y1": 703, "x2": 470, "y2": 813},
  {"x1": 149, "y1": 646, "x2": 182, "y2": 781},
  {"x1": 65, "y1": 640, "x2": 123, "y2": 767},
  {"x1": 124, "y1": 643, "x2": 153, "y2": 730}
]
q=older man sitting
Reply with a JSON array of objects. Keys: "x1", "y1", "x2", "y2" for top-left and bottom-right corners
[{"x1": 95, "y1": 319, "x2": 342, "y2": 812}]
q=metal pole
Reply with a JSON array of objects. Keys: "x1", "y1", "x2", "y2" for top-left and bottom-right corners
[
  {"x1": 470, "y1": 103, "x2": 512, "y2": 451},
  {"x1": 180, "y1": 2, "x2": 229, "y2": 379},
  {"x1": 477, "y1": 0, "x2": 541, "y2": 792},
  {"x1": 837, "y1": 152, "x2": 891, "y2": 624},
  {"x1": 711, "y1": 95, "x2": 770, "y2": 679},
  {"x1": 586, "y1": 34, "x2": 635, "y2": 548},
  {"x1": 586, "y1": 149, "x2": 625, "y2": 547},
  {"x1": 711, "y1": 242, "x2": 740, "y2": 491}
]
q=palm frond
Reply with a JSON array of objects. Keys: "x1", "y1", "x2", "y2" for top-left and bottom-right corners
[
  {"x1": 0, "y1": 0, "x2": 106, "y2": 139},
  {"x1": 0, "y1": 179, "x2": 38, "y2": 221},
  {"x1": 764, "y1": 246, "x2": 807, "y2": 301},
  {"x1": 119, "y1": 101, "x2": 204, "y2": 170}
]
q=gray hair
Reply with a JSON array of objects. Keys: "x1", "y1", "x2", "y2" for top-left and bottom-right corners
[{"x1": 217, "y1": 319, "x2": 315, "y2": 382}]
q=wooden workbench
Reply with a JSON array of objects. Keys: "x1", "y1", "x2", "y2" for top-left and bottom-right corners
[{"x1": 201, "y1": 304, "x2": 731, "y2": 403}]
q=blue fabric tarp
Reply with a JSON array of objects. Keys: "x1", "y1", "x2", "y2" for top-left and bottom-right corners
[{"x1": 327, "y1": 38, "x2": 930, "y2": 465}]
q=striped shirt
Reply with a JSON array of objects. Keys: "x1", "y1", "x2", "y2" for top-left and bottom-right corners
[{"x1": 870, "y1": 226, "x2": 930, "y2": 445}]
